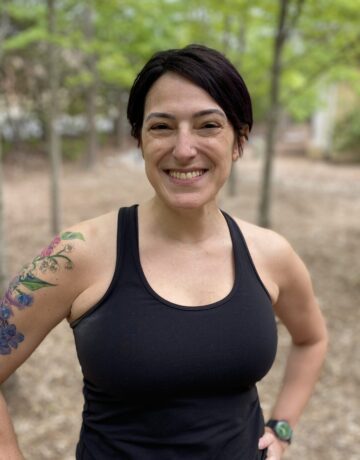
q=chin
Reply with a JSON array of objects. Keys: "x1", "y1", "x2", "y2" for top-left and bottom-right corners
[{"x1": 164, "y1": 194, "x2": 214, "y2": 210}]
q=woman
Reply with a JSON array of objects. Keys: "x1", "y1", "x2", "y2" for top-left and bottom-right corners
[{"x1": 0, "y1": 44, "x2": 327, "y2": 459}]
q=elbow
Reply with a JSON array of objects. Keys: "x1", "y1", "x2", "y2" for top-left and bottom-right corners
[{"x1": 293, "y1": 320, "x2": 329, "y2": 357}]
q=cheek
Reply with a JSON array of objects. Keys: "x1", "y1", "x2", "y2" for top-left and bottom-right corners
[
  {"x1": 142, "y1": 137, "x2": 174, "y2": 163},
  {"x1": 143, "y1": 162, "x2": 155, "y2": 187}
]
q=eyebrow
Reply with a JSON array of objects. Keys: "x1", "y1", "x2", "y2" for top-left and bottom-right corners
[{"x1": 144, "y1": 109, "x2": 226, "y2": 122}]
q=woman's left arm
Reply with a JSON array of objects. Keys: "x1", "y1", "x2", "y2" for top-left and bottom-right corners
[{"x1": 258, "y1": 237, "x2": 328, "y2": 459}]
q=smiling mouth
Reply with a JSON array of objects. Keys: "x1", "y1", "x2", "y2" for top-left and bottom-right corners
[{"x1": 166, "y1": 169, "x2": 207, "y2": 180}]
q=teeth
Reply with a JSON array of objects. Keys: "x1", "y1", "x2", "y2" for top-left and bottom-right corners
[{"x1": 168, "y1": 170, "x2": 204, "y2": 180}]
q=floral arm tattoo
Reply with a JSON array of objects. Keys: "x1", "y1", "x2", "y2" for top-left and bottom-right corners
[{"x1": 0, "y1": 232, "x2": 85, "y2": 356}]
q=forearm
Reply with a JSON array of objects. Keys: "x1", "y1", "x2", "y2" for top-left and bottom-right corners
[
  {"x1": 270, "y1": 337, "x2": 328, "y2": 427},
  {"x1": 0, "y1": 389, "x2": 24, "y2": 460}
]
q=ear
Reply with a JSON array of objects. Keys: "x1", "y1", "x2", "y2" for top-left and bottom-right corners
[
  {"x1": 232, "y1": 143, "x2": 240, "y2": 162},
  {"x1": 138, "y1": 138, "x2": 144, "y2": 158},
  {"x1": 233, "y1": 127, "x2": 250, "y2": 161},
  {"x1": 232, "y1": 137, "x2": 243, "y2": 161}
]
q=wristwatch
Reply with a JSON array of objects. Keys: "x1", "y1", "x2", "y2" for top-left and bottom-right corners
[{"x1": 265, "y1": 419, "x2": 293, "y2": 444}]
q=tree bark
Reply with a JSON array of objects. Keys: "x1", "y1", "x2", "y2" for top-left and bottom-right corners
[
  {"x1": 258, "y1": 0, "x2": 289, "y2": 228},
  {"x1": 0, "y1": 1, "x2": 9, "y2": 295},
  {"x1": 258, "y1": 0, "x2": 305, "y2": 228},
  {"x1": 0, "y1": 134, "x2": 7, "y2": 296},
  {"x1": 226, "y1": 12, "x2": 248, "y2": 197},
  {"x1": 115, "y1": 90, "x2": 129, "y2": 151},
  {"x1": 83, "y1": 4, "x2": 98, "y2": 169},
  {"x1": 47, "y1": 0, "x2": 62, "y2": 235},
  {"x1": 222, "y1": 14, "x2": 238, "y2": 197}
]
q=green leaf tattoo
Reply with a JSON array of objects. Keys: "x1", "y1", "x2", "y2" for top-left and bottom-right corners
[
  {"x1": 0, "y1": 231, "x2": 85, "y2": 356},
  {"x1": 19, "y1": 274, "x2": 57, "y2": 292},
  {"x1": 61, "y1": 231, "x2": 85, "y2": 241}
]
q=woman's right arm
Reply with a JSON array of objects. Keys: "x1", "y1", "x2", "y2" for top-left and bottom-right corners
[{"x1": 0, "y1": 229, "x2": 89, "y2": 458}]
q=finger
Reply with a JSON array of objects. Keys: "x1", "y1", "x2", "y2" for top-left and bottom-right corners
[{"x1": 258, "y1": 432, "x2": 275, "y2": 449}]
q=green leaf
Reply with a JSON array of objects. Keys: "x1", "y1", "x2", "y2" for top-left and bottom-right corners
[
  {"x1": 20, "y1": 275, "x2": 57, "y2": 291},
  {"x1": 3, "y1": 27, "x2": 48, "y2": 51},
  {"x1": 61, "y1": 231, "x2": 85, "y2": 241}
]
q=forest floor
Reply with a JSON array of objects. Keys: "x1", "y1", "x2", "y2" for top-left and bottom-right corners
[{"x1": 2, "y1": 146, "x2": 360, "y2": 460}]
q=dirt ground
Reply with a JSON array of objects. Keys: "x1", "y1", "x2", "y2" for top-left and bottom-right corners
[{"x1": 2, "y1": 147, "x2": 360, "y2": 460}]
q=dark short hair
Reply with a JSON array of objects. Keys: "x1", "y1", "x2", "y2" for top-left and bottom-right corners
[{"x1": 127, "y1": 44, "x2": 252, "y2": 145}]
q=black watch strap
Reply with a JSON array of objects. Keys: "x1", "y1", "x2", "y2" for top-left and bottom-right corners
[{"x1": 266, "y1": 419, "x2": 293, "y2": 444}]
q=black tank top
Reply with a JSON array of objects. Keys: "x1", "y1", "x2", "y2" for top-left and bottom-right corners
[{"x1": 72, "y1": 205, "x2": 277, "y2": 459}]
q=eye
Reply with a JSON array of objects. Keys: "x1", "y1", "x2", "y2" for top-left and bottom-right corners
[
  {"x1": 202, "y1": 122, "x2": 220, "y2": 129},
  {"x1": 198, "y1": 121, "x2": 223, "y2": 132},
  {"x1": 150, "y1": 123, "x2": 170, "y2": 130}
]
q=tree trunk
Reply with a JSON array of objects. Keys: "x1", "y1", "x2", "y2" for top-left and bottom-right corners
[
  {"x1": 222, "y1": 14, "x2": 237, "y2": 197},
  {"x1": 47, "y1": 0, "x2": 62, "y2": 235},
  {"x1": 83, "y1": 4, "x2": 98, "y2": 169},
  {"x1": 258, "y1": 0, "x2": 305, "y2": 228},
  {"x1": 257, "y1": 0, "x2": 289, "y2": 228},
  {"x1": 0, "y1": 134, "x2": 7, "y2": 296},
  {"x1": 115, "y1": 90, "x2": 129, "y2": 151},
  {"x1": 226, "y1": 11, "x2": 248, "y2": 197},
  {"x1": 0, "y1": 1, "x2": 9, "y2": 295}
]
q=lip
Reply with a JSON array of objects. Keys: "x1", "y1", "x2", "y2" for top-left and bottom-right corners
[
  {"x1": 163, "y1": 168, "x2": 208, "y2": 172},
  {"x1": 164, "y1": 168, "x2": 208, "y2": 183}
]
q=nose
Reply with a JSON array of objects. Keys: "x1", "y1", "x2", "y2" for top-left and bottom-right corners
[{"x1": 172, "y1": 129, "x2": 196, "y2": 163}]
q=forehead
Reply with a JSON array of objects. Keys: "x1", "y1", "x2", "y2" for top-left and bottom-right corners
[{"x1": 144, "y1": 72, "x2": 222, "y2": 115}]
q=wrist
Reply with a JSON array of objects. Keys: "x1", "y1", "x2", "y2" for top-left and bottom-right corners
[{"x1": 265, "y1": 419, "x2": 293, "y2": 444}]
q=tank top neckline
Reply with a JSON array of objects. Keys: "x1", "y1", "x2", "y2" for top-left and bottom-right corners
[{"x1": 131, "y1": 204, "x2": 241, "y2": 311}]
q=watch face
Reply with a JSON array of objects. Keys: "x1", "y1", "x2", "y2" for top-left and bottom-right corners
[{"x1": 275, "y1": 421, "x2": 292, "y2": 441}]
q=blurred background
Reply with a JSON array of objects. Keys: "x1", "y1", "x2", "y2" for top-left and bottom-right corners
[{"x1": 0, "y1": 0, "x2": 359, "y2": 459}]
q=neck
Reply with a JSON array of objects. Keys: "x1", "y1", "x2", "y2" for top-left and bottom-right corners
[{"x1": 140, "y1": 197, "x2": 226, "y2": 244}]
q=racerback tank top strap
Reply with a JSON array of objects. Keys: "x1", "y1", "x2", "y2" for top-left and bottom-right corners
[
  {"x1": 71, "y1": 204, "x2": 272, "y2": 326},
  {"x1": 123, "y1": 204, "x2": 272, "y2": 309},
  {"x1": 221, "y1": 209, "x2": 273, "y2": 303}
]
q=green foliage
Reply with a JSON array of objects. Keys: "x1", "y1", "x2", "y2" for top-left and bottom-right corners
[
  {"x1": 1, "y1": 138, "x2": 45, "y2": 159},
  {"x1": 333, "y1": 110, "x2": 360, "y2": 161},
  {"x1": 3, "y1": 27, "x2": 47, "y2": 50},
  {"x1": 6, "y1": 1, "x2": 45, "y2": 23},
  {"x1": 1, "y1": 0, "x2": 359, "y2": 153},
  {"x1": 62, "y1": 133, "x2": 108, "y2": 161},
  {"x1": 62, "y1": 137, "x2": 86, "y2": 161}
]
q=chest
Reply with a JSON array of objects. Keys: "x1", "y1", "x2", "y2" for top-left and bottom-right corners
[
  {"x1": 139, "y1": 238, "x2": 235, "y2": 307},
  {"x1": 74, "y1": 279, "x2": 278, "y2": 398}
]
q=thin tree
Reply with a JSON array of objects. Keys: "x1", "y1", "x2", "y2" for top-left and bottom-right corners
[
  {"x1": 83, "y1": 3, "x2": 98, "y2": 169},
  {"x1": 47, "y1": 0, "x2": 62, "y2": 235},
  {"x1": 115, "y1": 89, "x2": 129, "y2": 151},
  {"x1": 0, "y1": 1, "x2": 9, "y2": 295},
  {"x1": 258, "y1": 0, "x2": 305, "y2": 228},
  {"x1": 0, "y1": 134, "x2": 6, "y2": 296},
  {"x1": 227, "y1": 9, "x2": 248, "y2": 197},
  {"x1": 223, "y1": 14, "x2": 238, "y2": 197}
]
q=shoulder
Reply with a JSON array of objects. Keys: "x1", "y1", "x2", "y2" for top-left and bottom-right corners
[
  {"x1": 19, "y1": 210, "x2": 120, "y2": 301},
  {"x1": 232, "y1": 216, "x2": 312, "y2": 298},
  {"x1": 232, "y1": 217, "x2": 295, "y2": 273},
  {"x1": 232, "y1": 217, "x2": 288, "y2": 251},
  {"x1": 28, "y1": 210, "x2": 119, "y2": 294},
  {"x1": 68, "y1": 209, "x2": 118, "y2": 246},
  {"x1": 60, "y1": 210, "x2": 119, "y2": 283}
]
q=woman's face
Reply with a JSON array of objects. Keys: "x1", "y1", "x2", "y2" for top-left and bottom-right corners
[{"x1": 140, "y1": 72, "x2": 239, "y2": 210}]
